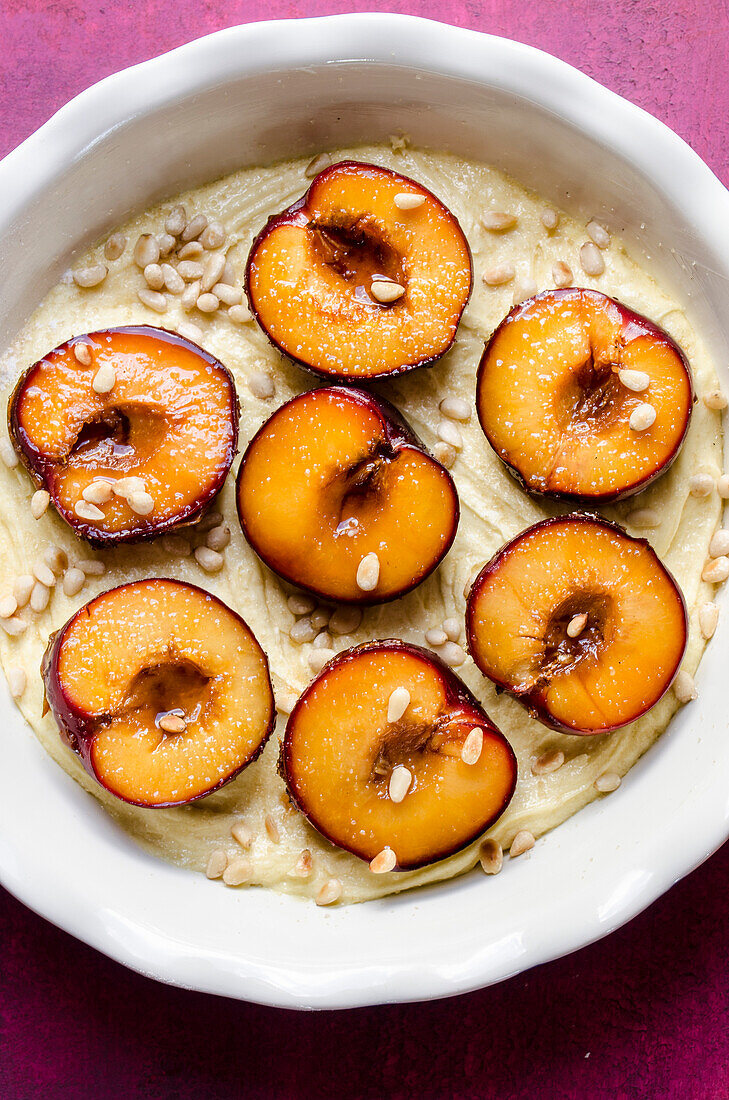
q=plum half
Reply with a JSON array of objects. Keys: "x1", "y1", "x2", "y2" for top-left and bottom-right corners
[
  {"x1": 466, "y1": 514, "x2": 687, "y2": 735},
  {"x1": 476, "y1": 288, "x2": 693, "y2": 501},
  {"x1": 42, "y1": 579, "x2": 275, "y2": 807},
  {"x1": 9, "y1": 326, "x2": 239, "y2": 545},
  {"x1": 236, "y1": 386, "x2": 459, "y2": 604},
  {"x1": 245, "y1": 160, "x2": 472, "y2": 380},
  {"x1": 280, "y1": 640, "x2": 516, "y2": 870}
]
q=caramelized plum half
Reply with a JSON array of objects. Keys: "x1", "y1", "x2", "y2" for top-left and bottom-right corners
[
  {"x1": 466, "y1": 514, "x2": 687, "y2": 734},
  {"x1": 246, "y1": 160, "x2": 472, "y2": 380},
  {"x1": 281, "y1": 640, "x2": 516, "y2": 869},
  {"x1": 236, "y1": 386, "x2": 459, "y2": 604},
  {"x1": 9, "y1": 326, "x2": 239, "y2": 545},
  {"x1": 476, "y1": 289, "x2": 693, "y2": 501},
  {"x1": 42, "y1": 579, "x2": 275, "y2": 807}
]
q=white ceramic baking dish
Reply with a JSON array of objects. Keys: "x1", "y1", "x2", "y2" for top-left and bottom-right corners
[{"x1": 1, "y1": 14, "x2": 728, "y2": 1010}]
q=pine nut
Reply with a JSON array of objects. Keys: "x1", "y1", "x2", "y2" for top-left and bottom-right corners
[
  {"x1": 92, "y1": 363, "x2": 116, "y2": 394},
  {"x1": 231, "y1": 821, "x2": 253, "y2": 848},
  {"x1": 702, "y1": 556, "x2": 729, "y2": 583},
  {"x1": 371, "y1": 279, "x2": 405, "y2": 303},
  {"x1": 103, "y1": 233, "x2": 126, "y2": 261},
  {"x1": 541, "y1": 209, "x2": 560, "y2": 230},
  {"x1": 228, "y1": 304, "x2": 252, "y2": 324},
  {"x1": 288, "y1": 593, "x2": 317, "y2": 616},
  {"x1": 566, "y1": 612, "x2": 588, "y2": 638},
  {"x1": 699, "y1": 602, "x2": 719, "y2": 639},
  {"x1": 595, "y1": 772, "x2": 621, "y2": 792},
  {"x1": 0, "y1": 595, "x2": 17, "y2": 618},
  {"x1": 143, "y1": 263, "x2": 165, "y2": 290},
  {"x1": 587, "y1": 220, "x2": 610, "y2": 248},
  {"x1": 709, "y1": 530, "x2": 729, "y2": 557},
  {"x1": 133, "y1": 234, "x2": 160, "y2": 268},
  {"x1": 181, "y1": 214, "x2": 208, "y2": 242},
  {"x1": 437, "y1": 419, "x2": 463, "y2": 449},
  {"x1": 76, "y1": 559, "x2": 106, "y2": 576},
  {"x1": 481, "y1": 211, "x2": 517, "y2": 231},
  {"x1": 627, "y1": 507, "x2": 660, "y2": 528},
  {"x1": 7, "y1": 667, "x2": 26, "y2": 700},
  {"x1": 196, "y1": 510, "x2": 223, "y2": 532},
  {"x1": 717, "y1": 475, "x2": 729, "y2": 499},
  {"x1": 30, "y1": 581, "x2": 50, "y2": 612},
  {"x1": 328, "y1": 605, "x2": 363, "y2": 635},
  {"x1": 291, "y1": 849, "x2": 313, "y2": 878},
  {"x1": 82, "y1": 480, "x2": 113, "y2": 505},
  {"x1": 552, "y1": 260, "x2": 573, "y2": 288},
  {"x1": 178, "y1": 241, "x2": 204, "y2": 260},
  {"x1": 689, "y1": 473, "x2": 714, "y2": 497},
  {"x1": 43, "y1": 546, "x2": 67, "y2": 575},
  {"x1": 394, "y1": 192, "x2": 425, "y2": 211},
  {"x1": 264, "y1": 814, "x2": 281, "y2": 844},
  {"x1": 629, "y1": 403, "x2": 656, "y2": 431},
  {"x1": 442, "y1": 617, "x2": 461, "y2": 642},
  {"x1": 439, "y1": 396, "x2": 471, "y2": 422},
  {"x1": 205, "y1": 849, "x2": 228, "y2": 879},
  {"x1": 206, "y1": 524, "x2": 230, "y2": 551},
  {"x1": 388, "y1": 765, "x2": 412, "y2": 803},
  {"x1": 223, "y1": 858, "x2": 252, "y2": 887},
  {"x1": 113, "y1": 476, "x2": 146, "y2": 499},
  {"x1": 31, "y1": 489, "x2": 50, "y2": 519},
  {"x1": 220, "y1": 260, "x2": 236, "y2": 286},
  {"x1": 479, "y1": 838, "x2": 503, "y2": 875},
  {"x1": 310, "y1": 607, "x2": 331, "y2": 630},
  {"x1": 33, "y1": 561, "x2": 56, "y2": 587},
  {"x1": 73, "y1": 265, "x2": 107, "y2": 288},
  {"x1": 305, "y1": 152, "x2": 331, "y2": 178},
  {"x1": 13, "y1": 576, "x2": 34, "y2": 607},
  {"x1": 0, "y1": 439, "x2": 18, "y2": 468},
  {"x1": 438, "y1": 641, "x2": 467, "y2": 667},
  {"x1": 308, "y1": 648, "x2": 335, "y2": 674},
  {"x1": 510, "y1": 830, "x2": 535, "y2": 858},
  {"x1": 618, "y1": 369, "x2": 650, "y2": 392},
  {"x1": 74, "y1": 499, "x2": 104, "y2": 523},
  {"x1": 433, "y1": 442, "x2": 456, "y2": 469},
  {"x1": 200, "y1": 223, "x2": 226, "y2": 250},
  {"x1": 531, "y1": 750, "x2": 565, "y2": 776},
  {"x1": 157, "y1": 232, "x2": 176, "y2": 256},
  {"x1": 312, "y1": 631, "x2": 332, "y2": 650},
  {"x1": 196, "y1": 292, "x2": 219, "y2": 313},
  {"x1": 201, "y1": 252, "x2": 226, "y2": 293},
  {"x1": 369, "y1": 848, "x2": 397, "y2": 873},
  {"x1": 461, "y1": 727, "x2": 483, "y2": 765},
  {"x1": 213, "y1": 283, "x2": 242, "y2": 306},
  {"x1": 73, "y1": 342, "x2": 93, "y2": 366},
  {"x1": 387, "y1": 687, "x2": 410, "y2": 723},
  {"x1": 165, "y1": 205, "x2": 187, "y2": 237},
  {"x1": 129, "y1": 491, "x2": 154, "y2": 515},
  {"x1": 177, "y1": 321, "x2": 204, "y2": 344},
  {"x1": 1, "y1": 617, "x2": 27, "y2": 637},
  {"x1": 194, "y1": 546, "x2": 224, "y2": 573},
  {"x1": 177, "y1": 260, "x2": 204, "y2": 281},
  {"x1": 248, "y1": 370, "x2": 275, "y2": 399},
  {"x1": 580, "y1": 242, "x2": 605, "y2": 276},
  {"x1": 161, "y1": 263, "x2": 185, "y2": 294},
  {"x1": 315, "y1": 878, "x2": 342, "y2": 906},
  {"x1": 159, "y1": 713, "x2": 186, "y2": 734},
  {"x1": 290, "y1": 616, "x2": 317, "y2": 644},
  {"x1": 356, "y1": 552, "x2": 380, "y2": 591},
  {"x1": 137, "y1": 288, "x2": 167, "y2": 313},
  {"x1": 483, "y1": 262, "x2": 515, "y2": 286},
  {"x1": 62, "y1": 567, "x2": 86, "y2": 597},
  {"x1": 426, "y1": 627, "x2": 448, "y2": 647},
  {"x1": 673, "y1": 669, "x2": 697, "y2": 702},
  {"x1": 703, "y1": 389, "x2": 728, "y2": 410}
]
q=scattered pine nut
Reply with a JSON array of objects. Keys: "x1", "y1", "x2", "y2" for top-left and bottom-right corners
[
  {"x1": 220, "y1": 260, "x2": 236, "y2": 286},
  {"x1": 143, "y1": 262, "x2": 165, "y2": 290},
  {"x1": 552, "y1": 260, "x2": 573, "y2": 288},
  {"x1": 629, "y1": 403, "x2": 656, "y2": 431},
  {"x1": 213, "y1": 283, "x2": 242, "y2": 306},
  {"x1": 370, "y1": 279, "x2": 405, "y2": 304},
  {"x1": 689, "y1": 473, "x2": 714, "y2": 498},
  {"x1": 201, "y1": 252, "x2": 226, "y2": 293},
  {"x1": 595, "y1": 772, "x2": 621, "y2": 793},
  {"x1": 566, "y1": 612, "x2": 588, "y2": 638},
  {"x1": 709, "y1": 530, "x2": 729, "y2": 558},
  {"x1": 0, "y1": 595, "x2": 17, "y2": 619},
  {"x1": 43, "y1": 546, "x2": 67, "y2": 575},
  {"x1": 177, "y1": 321, "x2": 204, "y2": 344},
  {"x1": 290, "y1": 616, "x2": 317, "y2": 644},
  {"x1": 438, "y1": 641, "x2": 467, "y2": 667},
  {"x1": 388, "y1": 764, "x2": 412, "y2": 803},
  {"x1": 291, "y1": 849, "x2": 313, "y2": 878},
  {"x1": 137, "y1": 288, "x2": 168, "y2": 313},
  {"x1": 181, "y1": 213, "x2": 208, "y2": 243},
  {"x1": 265, "y1": 815, "x2": 281, "y2": 844},
  {"x1": 394, "y1": 192, "x2": 425, "y2": 211},
  {"x1": 194, "y1": 546, "x2": 224, "y2": 573},
  {"x1": 133, "y1": 234, "x2": 160, "y2": 268},
  {"x1": 248, "y1": 370, "x2": 275, "y2": 399},
  {"x1": 0, "y1": 439, "x2": 18, "y2": 468},
  {"x1": 580, "y1": 242, "x2": 605, "y2": 276},
  {"x1": 1, "y1": 616, "x2": 27, "y2": 637},
  {"x1": 439, "y1": 396, "x2": 471, "y2": 422},
  {"x1": 7, "y1": 666, "x2": 26, "y2": 700},
  {"x1": 479, "y1": 838, "x2": 503, "y2": 875},
  {"x1": 461, "y1": 727, "x2": 483, "y2": 765},
  {"x1": 196, "y1": 292, "x2": 219, "y2": 313},
  {"x1": 103, "y1": 232, "x2": 127, "y2": 261},
  {"x1": 30, "y1": 581, "x2": 50, "y2": 612},
  {"x1": 481, "y1": 211, "x2": 517, "y2": 231},
  {"x1": 356, "y1": 552, "x2": 380, "y2": 592},
  {"x1": 206, "y1": 524, "x2": 231, "y2": 552},
  {"x1": 157, "y1": 232, "x2": 176, "y2": 256},
  {"x1": 178, "y1": 241, "x2": 204, "y2": 260},
  {"x1": 315, "y1": 878, "x2": 342, "y2": 906},
  {"x1": 33, "y1": 560, "x2": 56, "y2": 587},
  {"x1": 177, "y1": 260, "x2": 204, "y2": 281},
  {"x1": 305, "y1": 152, "x2": 331, "y2": 178},
  {"x1": 228, "y1": 304, "x2": 252, "y2": 324},
  {"x1": 76, "y1": 558, "x2": 106, "y2": 576},
  {"x1": 165, "y1": 205, "x2": 187, "y2": 237},
  {"x1": 426, "y1": 627, "x2": 448, "y2": 647},
  {"x1": 541, "y1": 209, "x2": 560, "y2": 230},
  {"x1": 703, "y1": 389, "x2": 728, "y2": 410},
  {"x1": 307, "y1": 648, "x2": 335, "y2": 674},
  {"x1": 437, "y1": 419, "x2": 463, "y2": 450},
  {"x1": 329, "y1": 605, "x2": 363, "y2": 635},
  {"x1": 82, "y1": 480, "x2": 113, "y2": 505},
  {"x1": 113, "y1": 476, "x2": 146, "y2": 499},
  {"x1": 223, "y1": 858, "x2": 253, "y2": 887},
  {"x1": 13, "y1": 575, "x2": 34, "y2": 607},
  {"x1": 587, "y1": 220, "x2": 610, "y2": 248},
  {"x1": 73, "y1": 342, "x2": 93, "y2": 366},
  {"x1": 618, "y1": 369, "x2": 649, "y2": 392},
  {"x1": 310, "y1": 608, "x2": 331, "y2": 631},
  {"x1": 433, "y1": 442, "x2": 456, "y2": 469},
  {"x1": 443, "y1": 617, "x2": 461, "y2": 642},
  {"x1": 200, "y1": 223, "x2": 226, "y2": 250},
  {"x1": 288, "y1": 593, "x2": 317, "y2": 616},
  {"x1": 387, "y1": 686, "x2": 410, "y2": 723},
  {"x1": 483, "y1": 262, "x2": 515, "y2": 286},
  {"x1": 129, "y1": 490, "x2": 155, "y2": 516},
  {"x1": 313, "y1": 632, "x2": 333, "y2": 653},
  {"x1": 62, "y1": 567, "x2": 86, "y2": 597},
  {"x1": 699, "y1": 602, "x2": 719, "y2": 639},
  {"x1": 231, "y1": 821, "x2": 253, "y2": 848},
  {"x1": 717, "y1": 474, "x2": 729, "y2": 499},
  {"x1": 159, "y1": 713, "x2": 186, "y2": 734},
  {"x1": 73, "y1": 264, "x2": 107, "y2": 288},
  {"x1": 31, "y1": 489, "x2": 50, "y2": 519},
  {"x1": 92, "y1": 363, "x2": 116, "y2": 394},
  {"x1": 206, "y1": 849, "x2": 228, "y2": 879},
  {"x1": 161, "y1": 264, "x2": 185, "y2": 294},
  {"x1": 673, "y1": 669, "x2": 697, "y2": 703},
  {"x1": 627, "y1": 507, "x2": 660, "y2": 528},
  {"x1": 369, "y1": 847, "x2": 397, "y2": 873},
  {"x1": 702, "y1": 556, "x2": 729, "y2": 583},
  {"x1": 510, "y1": 830, "x2": 535, "y2": 858},
  {"x1": 531, "y1": 750, "x2": 565, "y2": 776}
]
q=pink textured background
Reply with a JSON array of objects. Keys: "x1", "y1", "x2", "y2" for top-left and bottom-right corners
[{"x1": 1, "y1": 2, "x2": 728, "y2": 1097}]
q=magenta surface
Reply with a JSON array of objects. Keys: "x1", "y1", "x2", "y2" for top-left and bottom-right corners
[{"x1": 1, "y1": 2, "x2": 728, "y2": 1097}]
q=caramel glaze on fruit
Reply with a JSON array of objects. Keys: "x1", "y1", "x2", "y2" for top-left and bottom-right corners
[
  {"x1": 9, "y1": 325, "x2": 239, "y2": 546},
  {"x1": 476, "y1": 288, "x2": 694, "y2": 502},
  {"x1": 466, "y1": 514, "x2": 688, "y2": 736},
  {"x1": 245, "y1": 161, "x2": 473, "y2": 380},
  {"x1": 236, "y1": 386, "x2": 460, "y2": 605},
  {"x1": 42, "y1": 579, "x2": 275, "y2": 808},
  {"x1": 280, "y1": 640, "x2": 517, "y2": 869}
]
